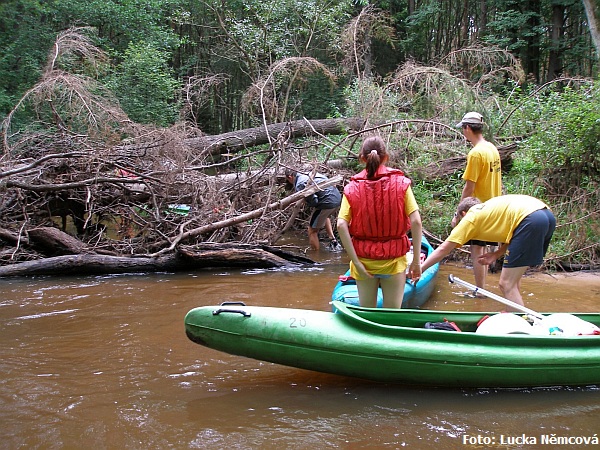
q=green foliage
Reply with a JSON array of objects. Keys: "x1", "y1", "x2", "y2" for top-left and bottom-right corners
[
  {"x1": 299, "y1": 73, "x2": 346, "y2": 120},
  {"x1": 342, "y1": 78, "x2": 404, "y2": 121},
  {"x1": 217, "y1": 0, "x2": 351, "y2": 67},
  {"x1": 484, "y1": 9, "x2": 539, "y2": 54},
  {"x1": 0, "y1": 0, "x2": 182, "y2": 119},
  {"x1": 399, "y1": 1, "x2": 442, "y2": 59},
  {"x1": 513, "y1": 82, "x2": 600, "y2": 191},
  {"x1": 105, "y1": 42, "x2": 181, "y2": 126},
  {"x1": 0, "y1": 1, "x2": 56, "y2": 116},
  {"x1": 411, "y1": 176, "x2": 463, "y2": 238},
  {"x1": 49, "y1": 0, "x2": 181, "y2": 53}
]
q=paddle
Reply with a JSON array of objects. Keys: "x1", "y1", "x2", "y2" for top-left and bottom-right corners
[{"x1": 448, "y1": 274, "x2": 544, "y2": 321}]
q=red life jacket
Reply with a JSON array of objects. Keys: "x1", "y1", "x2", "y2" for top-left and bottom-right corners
[{"x1": 343, "y1": 165, "x2": 411, "y2": 259}]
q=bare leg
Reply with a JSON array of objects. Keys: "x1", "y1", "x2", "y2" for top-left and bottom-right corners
[
  {"x1": 307, "y1": 226, "x2": 320, "y2": 250},
  {"x1": 470, "y1": 244, "x2": 487, "y2": 288},
  {"x1": 356, "y1": 277, "x2": 380, "y2": 308},
  {"x1": 379, "y1": 272, "x2": 406, "y2": 309},
  {"x1": 324, "y1": 218, "x2": 335, "y2": 240},
  {"x1": 498, "y1": 266, "x2": 528, "y2": 307}
]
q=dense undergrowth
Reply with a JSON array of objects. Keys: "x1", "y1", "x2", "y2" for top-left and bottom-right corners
[{"x1": 324, "y1": 77, "x2": 600, "y2": 270}]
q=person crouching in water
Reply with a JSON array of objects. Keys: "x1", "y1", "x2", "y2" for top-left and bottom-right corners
[{"x1": 336, "y1": 136, "x2": 423, "y2": 308}]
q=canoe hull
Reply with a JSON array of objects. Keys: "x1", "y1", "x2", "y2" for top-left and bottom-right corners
[
  {"x1": 185, "y1": 301, "x2": 600, "y2": 388},
  {"x1": 331, "y1": 236, "x2": 440, "y2": 309}
]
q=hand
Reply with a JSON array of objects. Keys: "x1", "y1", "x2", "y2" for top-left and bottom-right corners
[
  {"x1": 477, "y1": 251, "x2": 498, "y2": 266},
  {"x1": 407, "y1": 261, "x2": 422, "y2": 284},
  {"x1": 354, "y1": 260, "x2": 373, "y2": 279}
]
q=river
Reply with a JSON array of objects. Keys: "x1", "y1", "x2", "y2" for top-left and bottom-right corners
[{"x1": 1, "y1": 247, "x2": 599, "y2": 449}]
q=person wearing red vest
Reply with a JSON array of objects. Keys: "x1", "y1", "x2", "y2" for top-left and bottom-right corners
[{"x1": 337, "y1": 136, "x2": 422, "y2": 308}]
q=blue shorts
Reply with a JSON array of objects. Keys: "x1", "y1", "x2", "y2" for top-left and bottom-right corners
[
  {"x1": 309, "y1": 206, "x2": 338, "y2": 229},
  {"x1": 504, "y1": 208, "x2": 556, "y2": 268}
]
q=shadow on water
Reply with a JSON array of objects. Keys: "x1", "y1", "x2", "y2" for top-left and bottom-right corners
[{"x1": 1, "y1": 237, "x2": 599, "y2": 448}]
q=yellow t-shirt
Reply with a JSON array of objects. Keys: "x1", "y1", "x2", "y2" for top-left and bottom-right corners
[
  {"x1": 338, "y1": 186, "x2": 418, "y2": 279},
  {"x1": 463, "y1": 140, "x2": 502, "y2": 202},
  {"x1": 448, "y1": 195, "x2": 548, "y2": 246}
]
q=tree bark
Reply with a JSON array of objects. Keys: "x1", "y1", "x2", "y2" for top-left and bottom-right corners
[
  {"x1": 547, "y1": 4, "x2": 565, "y2": 81},
  {"x1": 582, "y1": 0, "x2": 600, "y2": 60},
  {"x1": 183, "y1": 117, "x2": 367, "y2": 156},
  {"x1": 27, "y1": 227, "x2": 87, "y2": 256},
  {"x1": 0, "y1": 243, "x2": 313, "y2": 277}
]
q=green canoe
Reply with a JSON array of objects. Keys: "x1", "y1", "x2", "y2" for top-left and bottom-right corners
[{"x1": 184, "y1": 300, "x2": 600, "y2": 388}]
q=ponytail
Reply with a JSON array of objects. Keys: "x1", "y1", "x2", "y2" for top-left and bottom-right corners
[
  {"x1": 366, "y1": 149, "x2": 380, "y2": 179},
  {"x1": 359, "y1": 136, "x2": 388, "y2": 179}
]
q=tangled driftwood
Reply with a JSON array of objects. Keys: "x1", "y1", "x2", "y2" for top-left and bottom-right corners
[
  {"x1": 0, "y1": 113, "x2": 520, "y2": 277},
  {"x1": 0, "y1": 29, "x2": 526, "y2": 276}
]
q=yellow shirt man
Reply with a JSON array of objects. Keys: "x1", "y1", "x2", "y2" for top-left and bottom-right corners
[
  {"x1": 454, "y1": 111, "x2": 502, "y2": 290},
  {"x1": 419, "y1": 194, "x2": 555, "y2": 307},
  {"x1": 447, "y1": 195, "x2": 548, "y2": 246},
  {"x1": 463, "y1": 140, "x2": 502, "y2": 202}
]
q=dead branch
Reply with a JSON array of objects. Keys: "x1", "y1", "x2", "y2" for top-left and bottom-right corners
[
  {"x1": 340, "y1": 6, "x2": 396, "y2": 79},
  {"x1": 146, "y1": 175, "x2": 343, "y2": 257}
]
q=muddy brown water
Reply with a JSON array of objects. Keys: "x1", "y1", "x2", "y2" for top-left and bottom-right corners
[{"x1": 1, "y1": 246, "x2": 600, "y2": 449}]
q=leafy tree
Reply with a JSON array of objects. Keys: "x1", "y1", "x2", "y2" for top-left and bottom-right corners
[
  {"x1": 49, "y1": 0, "x2": 181, "y2": 53},
  {"x1": 106, "y1": 42, "x2": 181, "y2": 126},
  {"x1": 172, "y1": 0, "x2": 353, "y2": 128},
  {"x1": 518, "y1": 82, "x2": 600, "y2": 190},
  {"x1": 0, "y1": 1, "x2": 57, "y2": 116}
]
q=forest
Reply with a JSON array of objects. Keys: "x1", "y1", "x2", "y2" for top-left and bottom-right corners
[{"x1": 0, "y1": 0, "x2": 598, "y2": 276}]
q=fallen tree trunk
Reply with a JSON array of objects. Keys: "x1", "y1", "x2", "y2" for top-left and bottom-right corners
[
  {"x1": 0, "y1": 243, "x2": 314, "y2": 277},
  {"x1": 416, "y1": 143, "x2": 517, "y2": 179},
  {"x1": 0, "y1": 227, "x2": 29, "y2": 246},
  {"x1": 183, "y1": 117, "x2": 367, "y2": 156},
  {"x1": 27, "y1": 226, "x2": 87, "y2": 256}
]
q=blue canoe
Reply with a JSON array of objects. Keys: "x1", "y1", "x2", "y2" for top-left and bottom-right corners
[{"x1": 331, "y1": 235, "x2": 440, "y2": 309}]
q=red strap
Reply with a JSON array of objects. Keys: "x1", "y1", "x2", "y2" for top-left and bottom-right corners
[
  {"x1": 476, "y1": 315, "x2": 490, "y2": 328},
  {"x1": 338, "y1": 275, "x2": 354, "y2": 282},
  {"x1": 443, "y1": 318, "x2": 462, "y2": 332}
]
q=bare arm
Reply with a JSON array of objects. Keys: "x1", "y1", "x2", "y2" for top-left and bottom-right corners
[
  {"x1": 336, "y1": 218, "x2": 373, "y2": 279},
  {"x1": 408, "y1": 210, "x2": 422, "y2": 282},
  {"x1": 461, "y1": 179, "x2": 476, "y2": 200},
  {"x1": 451, "y1": 180, "x2": 476, "y2": 227},
  {"x1": 421, "y1": 240, "x2": 459, "y2": 273}
]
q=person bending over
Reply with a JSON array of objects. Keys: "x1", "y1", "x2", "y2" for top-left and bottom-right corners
[
  {"x1": 419, "y1": 195, "x2": 555, "y2": 307},
  {"x1": 286, "y1": 169, "x2": 342, "y2": 251}
]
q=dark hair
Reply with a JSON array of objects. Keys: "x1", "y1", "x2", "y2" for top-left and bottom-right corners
[
  {"x1": 463, "y1": 123, "x2": 484, "y2": 133},
  {"x1": 284, "y1": 168, "x2": 296, "y2": 178},
  {"x1": 359, "y1": 136, "x2": 388, "y2": 179},
  {"x1": 457, "y1": 197, "x2": 481, "y2": 215}
]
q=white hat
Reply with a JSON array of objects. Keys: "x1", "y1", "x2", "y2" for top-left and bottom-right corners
[{"x1": 456, "y1": 111, "x2": 484, "y2": 128}]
